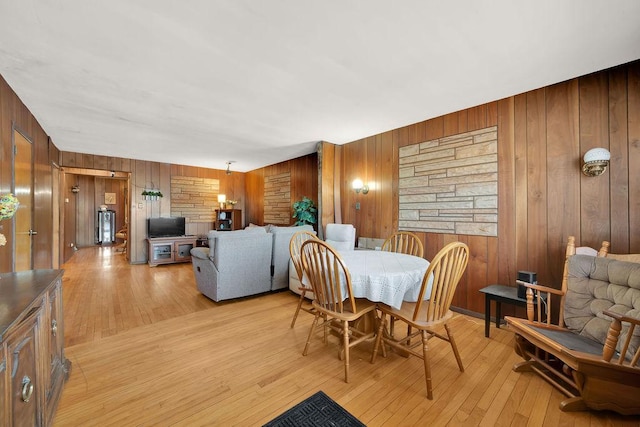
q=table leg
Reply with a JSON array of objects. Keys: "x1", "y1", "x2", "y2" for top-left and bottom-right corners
[
  {"x1": 484, "y1": 295, "x2": 491, "y2": 338},
  {"x1": 496, "y1": 301, "x2": 502, "y2": 329}
]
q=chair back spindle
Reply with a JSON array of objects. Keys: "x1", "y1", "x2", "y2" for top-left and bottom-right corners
[{"x1": 382, "y1": 231, "x2": 424, "y2": 258}]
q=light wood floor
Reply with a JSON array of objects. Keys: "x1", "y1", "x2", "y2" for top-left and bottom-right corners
[{"x1": 54, "y1": 247, "x2": 640, "y2": 426}]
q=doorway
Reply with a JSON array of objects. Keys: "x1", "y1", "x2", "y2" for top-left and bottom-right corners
[{"x1": 61, "y1": 167, "x2": 130, "y2": 263}]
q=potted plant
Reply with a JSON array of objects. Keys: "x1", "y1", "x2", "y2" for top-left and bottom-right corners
[{"x1": 292, "y1": 196, "x2": 317, "y2": 226}]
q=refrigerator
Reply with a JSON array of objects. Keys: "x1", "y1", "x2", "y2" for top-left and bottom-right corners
[{"x1": 96, "y1": 210, "x2": 116, "y2": 244}]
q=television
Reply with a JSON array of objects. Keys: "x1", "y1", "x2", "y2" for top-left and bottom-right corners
[{"x1": 147, "y1": 217, "x2": 186, "y2": 238}]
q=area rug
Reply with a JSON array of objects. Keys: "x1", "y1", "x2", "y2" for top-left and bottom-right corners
[{"x1": 263, "y1": 391, "x2": 366, "y2": 427}]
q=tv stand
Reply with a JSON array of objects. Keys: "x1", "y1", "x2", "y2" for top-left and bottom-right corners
[{"x1": 147, "y1": 236, "x2": 197, "y2": 267}]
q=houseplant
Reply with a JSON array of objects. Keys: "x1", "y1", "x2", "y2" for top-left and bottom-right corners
[
  {"x1": 292, "y1": 196, "x2": 317, "y2": 226},
  {"x1": 0, "y1": 193, "x2": 19, "y2": 247}
]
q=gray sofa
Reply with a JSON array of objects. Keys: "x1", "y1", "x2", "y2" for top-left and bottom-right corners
[{"x1": 191, "y1": 224, "x2": 314, "y2": 302}]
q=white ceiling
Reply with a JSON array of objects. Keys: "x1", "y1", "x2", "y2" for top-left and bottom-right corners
[{"x1": 1, "y1": 1, "x2": 639, "y2": 172}]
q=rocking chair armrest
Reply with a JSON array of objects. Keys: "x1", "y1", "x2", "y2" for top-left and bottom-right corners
[
  {"x1": 603, "y1": 310, "x2": 640, "y2": 326},
  {"x1": 516, "y1": 281, "x2": 564, "y2": 322},
  {"x1": 516, "y1": 280, "x2": 564, "y2": 296},
  {"x1": 602, "y1": 310, "x2": 640, "y2": 364}
]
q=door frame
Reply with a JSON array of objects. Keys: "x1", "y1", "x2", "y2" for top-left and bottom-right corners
[{"x1": 60, "y1": 167, "x2": 131, "y2": 262}]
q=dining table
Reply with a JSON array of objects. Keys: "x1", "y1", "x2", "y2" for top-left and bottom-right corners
[{"x1": 338, "y1": 249, "x2": 430, "y2": 309}]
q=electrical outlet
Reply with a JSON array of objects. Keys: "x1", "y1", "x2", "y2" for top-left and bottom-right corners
[{"x1": 355, "y1": 202, "x2": 361, "y2": 210}]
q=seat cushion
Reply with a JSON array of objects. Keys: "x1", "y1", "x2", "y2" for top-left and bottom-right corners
[{"x1": 564, "y1": 255, "x2": 640, "y2": 356}]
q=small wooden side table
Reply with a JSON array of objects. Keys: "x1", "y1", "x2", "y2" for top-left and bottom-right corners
[{"x1": 479, "y1": 284, "x2": 536, "y2": 338}]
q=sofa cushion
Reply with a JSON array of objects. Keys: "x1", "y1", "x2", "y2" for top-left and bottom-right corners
[
  {"x1": 325, "y1": 223, "x2": 356, "y2": 252},
  {"x1": 564, "y1": 254, "x2": 640, "y2": 356},
  {"x1": 208, "y1": 227, "x2": 267, "y2": 258},
  {"x1": 246, "y1": 223, "x2": 273, "y2": 233}
]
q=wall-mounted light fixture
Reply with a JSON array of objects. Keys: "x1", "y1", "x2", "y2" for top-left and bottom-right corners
[
  {"x1": 582, "y1": 148, "x2": 611, "y2": 177},
  {"x1": 225, "y1": 161, "x2": 235, "y2": 175},
  {"x1": 218, "y1": 193, "x2": 226, "y2": 209},
  {"x1": 352, "y1": 179, "x2": 369, "y2": 194}
]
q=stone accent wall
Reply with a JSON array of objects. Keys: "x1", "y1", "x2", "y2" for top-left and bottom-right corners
[
  {"x1": 170, "y1": 176, "x2": 220, "y2": 223},
  {"x1": 264, "y1": 171, "x2": 291, "y2": 225},
  {"x1": 398, "y1": 126, "x2": 498, "y2": 236}
]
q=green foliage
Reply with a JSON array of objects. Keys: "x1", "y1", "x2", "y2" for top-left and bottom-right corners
[{"x1": 292, "y1": 196, "x2": 317, "y2": 226}]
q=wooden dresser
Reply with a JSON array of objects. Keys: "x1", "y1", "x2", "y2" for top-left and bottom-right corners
[{"x1": 0, "y1": 270, "x2": 70, "y2": 426}]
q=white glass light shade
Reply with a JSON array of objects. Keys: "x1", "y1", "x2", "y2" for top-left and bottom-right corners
[
  {"x1": 582, "y1": 148, "x2": 611, "y2": 177},
  {"x1": 583, "y1": 148, "x2": 611, "y2": 163},
  {"x1": 217, "y1": 194, "x2": 226, "y2": 203}
]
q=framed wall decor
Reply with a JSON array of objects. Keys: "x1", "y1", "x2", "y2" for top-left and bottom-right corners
[{"x1": 105, "y1": 192, "x2": 116, "y2": 205}]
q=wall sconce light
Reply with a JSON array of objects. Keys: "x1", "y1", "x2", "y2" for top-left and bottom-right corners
[
  {"x1": 218, "y1": 194, "x2": 226, "y2": 209},
  {"x1": 582, "y1": 148, "x2": 611, "y2": 177},
  {"x1": 352, "y1": 179, "x2": 369, "y2": 194},
  {"x1": 71, "y1": 185, "x2": 80, "y2": 193}
]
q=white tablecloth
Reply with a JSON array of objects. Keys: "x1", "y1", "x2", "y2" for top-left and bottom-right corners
[{"x1": 339, "y1": 250, "x2": 430, "y2": 309}]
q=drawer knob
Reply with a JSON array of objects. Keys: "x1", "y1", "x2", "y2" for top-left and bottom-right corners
[{"x1": 22, "y1": 376, "x2": 34, "y2": 402}]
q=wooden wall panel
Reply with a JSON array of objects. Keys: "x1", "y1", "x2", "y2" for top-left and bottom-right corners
[
  {"x1": 244, "y1": 169, "x2": 264, "y2": 225},
  {"x1": 545, "y1": 79, "x2": 580, "y2": 284},
  {"x1": 608, "y1": 67, "x2": 630, "y2": 252},
  {"x1": 579, "y1": 72, "x2": 611, "y2": 245},
  {"x1": 513, "y1": 94, "x2": 528, "y2": 276},
  {"x1": 319, "y1": 142, "x2": 335, "y2": 237},
  {"x1": 332, "y1": 60, "x2": 640, "y2": 316},
  {"x1": 526, "y1": 89, "x2": 548, "y2": 280},
  {"x1": 627, "y1": 62, "x2": 640, "y2": 253}
]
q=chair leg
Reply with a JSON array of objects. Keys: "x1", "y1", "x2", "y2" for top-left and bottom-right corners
[
  {"x1": 371, "y1": 313, "x2": 387, "y2": 363},
  {"x1": 290, "y1": 290, "x2": 307, "y2": 328},
  {"x1": 342, "y1": 320, "x2": 350, "y2": 383},
  {"x1": 421, "y1": 330, "x2": 433, "y2": 400},
  {"x1": 445, "y1": 323, "x2": 464, "y2": 372},
  {"x1": 303, "y1": 312, "x2": 321, "y2": 356}
]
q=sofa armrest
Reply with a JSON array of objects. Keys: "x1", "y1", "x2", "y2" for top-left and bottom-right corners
[{"x1": 190, "y1": 247, "x2": 210, "y2": 260}]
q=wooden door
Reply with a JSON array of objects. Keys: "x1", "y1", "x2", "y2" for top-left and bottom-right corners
[{"x1": 13, "y1": 129, "x2": 33, "y2": 272}]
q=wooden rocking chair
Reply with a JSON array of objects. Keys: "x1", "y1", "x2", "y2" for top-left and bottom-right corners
[{"x1": 506, "y1": 236, "x2": 640, "y2": 414}]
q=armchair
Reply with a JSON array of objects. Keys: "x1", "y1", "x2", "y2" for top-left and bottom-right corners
[
  {"x1": 191, "y1": 228, "x2": 273, "y2": 302},
  {"x1": 324, "y1": 223, "x2": 356, "y2": 252}
]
